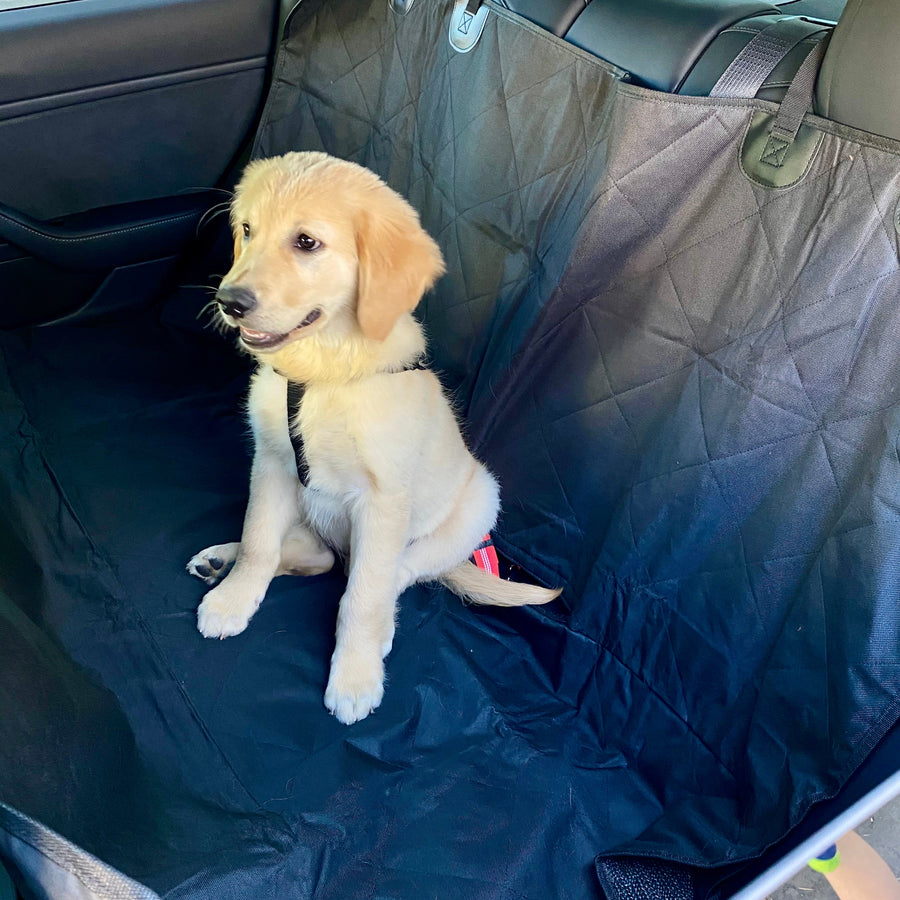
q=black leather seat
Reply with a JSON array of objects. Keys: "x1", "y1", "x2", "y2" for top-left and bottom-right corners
[
  {"x1": 816, "y1": 0, "x2": 900, "y2": 140},
  {"x1": 678, "y1": 13, "x2": 831, "y2": 99},
  {"x1": 564, "y1": 0, "x2": 780, "y2": 90}
]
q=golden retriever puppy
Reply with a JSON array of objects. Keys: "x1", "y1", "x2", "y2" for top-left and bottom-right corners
[{"x1": 187, "y1": 151, "x2": 559, "y2": 724}]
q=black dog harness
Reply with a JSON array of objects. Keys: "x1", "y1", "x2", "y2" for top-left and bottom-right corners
[
  {"x1": 283, "y1": 358, "x2": 500, "y2": 577},
  {"x1": 285, "y1": 357, "x2": 428, "y2": 487},
  {"x1": 286, "y1": 380, "x2": 313, "y2": 486}
]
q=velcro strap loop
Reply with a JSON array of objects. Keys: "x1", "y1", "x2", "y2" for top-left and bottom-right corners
[{"x1": 759, "y1": 37, "x2": 828, "y2": 167}]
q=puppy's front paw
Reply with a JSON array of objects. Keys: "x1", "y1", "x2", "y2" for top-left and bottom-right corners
[
  {"x1": 187, "y1": 543, "x2": 238, "y2": 586},
  {"x1": 324, "y1": 646, "x2": 385, "y2": 725},
  {"x1": 196, "y1": 580, "x2": 263, "y2": 639}
]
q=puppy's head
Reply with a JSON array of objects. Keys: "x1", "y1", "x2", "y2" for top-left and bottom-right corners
[{"x1": 216, "y1": 152, "x2": 445, "y2": 354}]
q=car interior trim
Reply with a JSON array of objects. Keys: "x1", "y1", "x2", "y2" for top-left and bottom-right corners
[{"x1": 0, "y1": 57, "x2": 268, "y2": 122}]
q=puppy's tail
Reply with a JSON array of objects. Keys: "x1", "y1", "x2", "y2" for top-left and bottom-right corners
[{"x1": 440, "y1": 561, "x2": 561, "y2": 608}]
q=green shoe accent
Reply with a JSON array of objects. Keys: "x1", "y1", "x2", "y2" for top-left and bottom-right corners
[{"x1": 808, "y1": 848, "x2": 842, "y2": 874}]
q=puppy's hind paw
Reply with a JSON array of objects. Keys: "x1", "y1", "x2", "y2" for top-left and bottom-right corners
[{"x1": 186, "y1": 543, "x2": 238, "y2": 586}]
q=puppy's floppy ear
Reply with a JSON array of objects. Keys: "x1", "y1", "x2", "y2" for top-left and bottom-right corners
[{"x1": 355, "y1": 188, "x2": 445, "y2": 341}]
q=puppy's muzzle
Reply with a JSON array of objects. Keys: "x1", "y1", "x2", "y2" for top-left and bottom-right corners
[{"x1": 217, "y1": 285, "x2": 257, "y2": 320}]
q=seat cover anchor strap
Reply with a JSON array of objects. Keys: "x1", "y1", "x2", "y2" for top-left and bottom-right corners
[
  {"x1": 760, "y1": 36, "x2": 828, "y2": 167},
  {"x1": 448, "y1": 0, "x2": 489, "y2": 54},
  {"x1": 739, "y1": 35, "x2": 829, "y2": 189}
]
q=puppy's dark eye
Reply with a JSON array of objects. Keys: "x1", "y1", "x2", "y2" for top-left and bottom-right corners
[
  {"x1": 242, "y1": 222, "x2": 250, "y2": 238},
  {"x1": 295, "y1": 233, "x2": 321, "y2": 252}
]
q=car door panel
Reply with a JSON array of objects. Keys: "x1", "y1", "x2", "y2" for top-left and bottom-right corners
[
  {"x1": 0, "y1": 0, "x2": 274, "y2": 217},
  {"x1": 0, "y1": 0, "x2": 272, "y2": 104},
  {"x1": 0, "y1": 72, "x2": 264, "y2": 220},
  {"x1": 0, "y1": 0, "x2": 277, "y2": 327}
]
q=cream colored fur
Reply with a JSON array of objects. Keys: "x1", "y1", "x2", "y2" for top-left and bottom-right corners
[{"x1": 187, "y1": 152, "x2": 559, "y2": 724}]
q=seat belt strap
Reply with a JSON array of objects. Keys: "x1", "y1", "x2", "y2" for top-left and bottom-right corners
[{"x1": 709, "y1": 20, "x2": 826, "y2": 99}]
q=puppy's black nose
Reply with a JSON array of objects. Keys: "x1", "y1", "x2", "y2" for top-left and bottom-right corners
[{"x1": 216, "y1": 285, "x2": 257, "y2": 319}]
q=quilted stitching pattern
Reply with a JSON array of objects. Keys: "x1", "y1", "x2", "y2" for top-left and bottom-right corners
[
  {"x1": 760, "y1": 132, "x2": 789, "y2": 166},
  {"x1": 479, "y1": 89, "x2": 900, "y2": 858},
  {"x1": 254, "y1": 0, "x2": 619, "y2": 406},
  {"x1": 253, "y1": 0, "x2": 900, "y2": 874}
]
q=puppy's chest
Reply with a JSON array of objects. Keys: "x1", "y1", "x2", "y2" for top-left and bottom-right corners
[{"x1": 289, "y1": 389, "x2": 368, "y2": 493}]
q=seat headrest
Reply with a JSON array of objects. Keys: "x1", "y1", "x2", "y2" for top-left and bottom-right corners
[{"x1": 816, "y1": 0, "x2": 900, "y2": 141}]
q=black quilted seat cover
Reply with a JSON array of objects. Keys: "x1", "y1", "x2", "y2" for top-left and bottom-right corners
[{"x1": 2, "y1": 1, "x2": 900, "y2": 897}]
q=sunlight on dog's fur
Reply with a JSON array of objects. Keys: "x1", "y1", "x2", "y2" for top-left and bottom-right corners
[{"x1": 187, "y1": 151, "x2": 560, "y2": 724}]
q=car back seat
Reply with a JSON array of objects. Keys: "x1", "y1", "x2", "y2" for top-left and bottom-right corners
[{"x1": 2, "y1": 1, "x2": 899, "y2": 899}]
